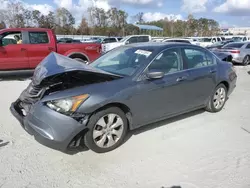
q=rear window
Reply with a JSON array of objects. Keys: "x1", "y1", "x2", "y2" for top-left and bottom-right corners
[
  {"x1": 29, "y1": 32, "x2": 49, "y2": 44},
  {"x1": 223, "y1": 43, "x2": 244, "y2": 48}
]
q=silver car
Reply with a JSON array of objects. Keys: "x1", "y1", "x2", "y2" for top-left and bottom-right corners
[{"x1": 219, "y1": 42, "x2": 250, "y2": 66}]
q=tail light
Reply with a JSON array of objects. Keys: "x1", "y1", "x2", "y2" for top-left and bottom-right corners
[{"x1": 230, "y1": 50, "x2": 240, "y2": 54}]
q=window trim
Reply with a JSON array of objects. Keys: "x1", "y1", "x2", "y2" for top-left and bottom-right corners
[
  {"x1": 180, "y1": 46, "x2": 217, "y2": 70},
  {"x1": 28, "y1": 31, "x2": 50, "y2": 45},
  {"x1": 138, "y1": 47, "x2": 184, "y2": 81}
]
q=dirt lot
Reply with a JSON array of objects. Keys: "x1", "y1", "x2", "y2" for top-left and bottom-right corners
[{"x1": 0, "y1": 66, "x2": 250, "y2": 188}]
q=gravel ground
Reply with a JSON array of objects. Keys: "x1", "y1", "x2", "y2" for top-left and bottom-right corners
[{"x1": 0, "y1": 66, "x2": 250, "y2": 188}]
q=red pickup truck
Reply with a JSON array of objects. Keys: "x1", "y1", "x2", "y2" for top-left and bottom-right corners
[{"x1": 0, "y1": 28, "x2": 101, "y2": 71}]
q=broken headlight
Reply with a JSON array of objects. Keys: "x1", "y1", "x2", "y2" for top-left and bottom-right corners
[{"x1": 46, "y1": 94, "x2": 89, "y2": 114}]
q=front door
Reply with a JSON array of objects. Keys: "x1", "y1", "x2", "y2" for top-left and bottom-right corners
[
  {"x1": 0, "y1": 31, "x2": 29, "y2": 70},
  {"x1": 180, "y1": 47, "x2": 217, "y2": 108},
  {"x1": 127, "y1": 48, "x2": 193, "y2": 127}
]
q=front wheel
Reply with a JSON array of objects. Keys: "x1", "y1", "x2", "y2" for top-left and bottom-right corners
[
  {"x1": 205, "y1": 84, "x2": 227, "y2": 113},
  {"x1": 84, "y1": 107, "x2": 128, "y2": 153}
]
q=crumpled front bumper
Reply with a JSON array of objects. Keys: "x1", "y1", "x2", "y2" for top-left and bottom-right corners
[{"x1": 10, "y1": 99, "x2": 89, "y2": 152}]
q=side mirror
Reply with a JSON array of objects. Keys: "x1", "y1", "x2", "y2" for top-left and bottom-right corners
[{"x1": 146, "y1": 70, "x2": 164, "y2": 80}]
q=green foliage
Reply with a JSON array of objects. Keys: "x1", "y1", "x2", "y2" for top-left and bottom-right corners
[{"x1": 0, "y1": 1, "x2": 220, "y2": 37}]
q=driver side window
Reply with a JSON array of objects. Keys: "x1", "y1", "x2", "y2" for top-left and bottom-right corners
[
  {"x1": 1, "y1": 32, "x2": 22, "y2": 46},
  {"x1": 148, "y1": 48, "x2": 182, "y2": 75}
]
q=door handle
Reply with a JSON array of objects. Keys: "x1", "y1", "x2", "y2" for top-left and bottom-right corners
[
  {"x1": 210, "y1": 69, "x2": 217, "y2": 73},
  {"x1": 20, "y1": 48, "x2": 26, "y2": 51},
  {"x1": 176, "y1": 76, "x2": 187, "y2": 82}
]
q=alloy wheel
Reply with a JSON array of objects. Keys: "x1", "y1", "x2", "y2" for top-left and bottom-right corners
[
  {"x1": 93, "y1": 113, "x2": 124, "y2": 148},
  {"x1": 243, "y1": 56, "x2": 250, "y2": 65},
  {"x1": 213, "y1": 87, "x2": 226, "y2": 110}
]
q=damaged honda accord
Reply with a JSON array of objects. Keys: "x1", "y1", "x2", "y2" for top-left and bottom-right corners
[{"x1": 10, "y1": 43, "x2": 237, "y2": 153}]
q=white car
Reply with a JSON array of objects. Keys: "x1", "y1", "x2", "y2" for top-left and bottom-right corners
[
  {"x1": 162, "y1": 38, "x2": 199, "y2": 45},
  {"x1": 101, "y1": 35, "x2": 151, "y2": 53},
  {"x1": 197, "y1": 37, "x2": 224, "y2": 47}
]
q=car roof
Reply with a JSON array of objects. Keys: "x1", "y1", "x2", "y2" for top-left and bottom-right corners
[
  {"x1": 1, "y1": 28, "x2": 51, "y2": 32},
  {"x1": 125, "y1": 42, "x2": 198, "y2": 51},
  {"x1": 164, "y1": 38, "x2": 190, "y2": 40}
]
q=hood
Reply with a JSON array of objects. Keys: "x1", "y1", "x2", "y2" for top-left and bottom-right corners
[{"x1": 32, "y1": 52, "x2": 121, "y2": 85}]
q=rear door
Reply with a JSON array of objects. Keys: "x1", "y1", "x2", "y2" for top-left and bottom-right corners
[
  {"x1": 25, "y1": 31, "x2": 56, "y2": 68},
  {"x1": 180, "y1": 47, "x2": 217, "y2": 108},
  {"x1": 0, "y1": 31, "x2": 29, "y2": 70}
]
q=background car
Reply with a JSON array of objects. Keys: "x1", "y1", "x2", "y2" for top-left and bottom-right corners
[
  {"x1": 101, "y1": 35, "x2": 151, "y2": 53},
  {"x1": 206, "y1": 40, "x2": 234, "y2": 50},
  {"x1": 100, "y1": 37, "x2": 123, "y2": 44},
  {"x1": 10, "y1": 43, "x2": 237, "y2": 153},
  {"x1": 162, "y1": 38, "x2": 192, "y2": 44},
  {"x1": 218, "y1": 42, "x2": 250, "y2": 65}
]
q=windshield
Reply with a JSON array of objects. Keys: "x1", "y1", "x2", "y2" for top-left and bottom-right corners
[
  {"x1": 90, "y1": 46, "x2": 155, "y2": 76},
  {"x1": 222, "y1": 42, "x2": 244, "y2": 48},
  {"x1": 119, "y1": 36, "x2": 130, "y2": 42}
]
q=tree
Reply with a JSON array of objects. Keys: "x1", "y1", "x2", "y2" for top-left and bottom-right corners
[
  {"x1": 55, "y1": 8, "x2": 75, "y2": 34},
  {"x1": 88, "y1": 7, "x2": 108, "y2": 27},
  {"x1": 78, "y1": 16, "x2": 89, "y2": 35},
  {"x1": 0, "y1": 21, "x2": 6, "y2": 29},
  {"x1": 23, "y1": 9, "x2": 32, "y2": 27},
  {"x1": 1, "y1": 1, "x2": 25, "y2": 27},
  {"x1": 32, "y1": 10, "x2": 41, "y2": 27},
  {"x1": 133, "y1": 12, "x2": 144, "y2": 24}
]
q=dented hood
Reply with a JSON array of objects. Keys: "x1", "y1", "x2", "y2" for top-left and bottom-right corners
[{"x1": 32, "y1": 52, "x2": 120, "y2": 85}]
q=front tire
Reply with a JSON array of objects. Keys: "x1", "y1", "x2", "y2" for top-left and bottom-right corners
[
  {"x1": 206, "y1": 84, "x2": 227, "y2": 113},
  {"x1": 84, "y1": 107, "x2": 128, "y2": 153}
]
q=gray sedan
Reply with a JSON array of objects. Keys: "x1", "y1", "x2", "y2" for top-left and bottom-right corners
[
  {"x1": 218, "y1": 42, "x2": 250, "y2": 66},
  {"x1": 10, "y1": 43, "x2": 237, "y2": 153}
]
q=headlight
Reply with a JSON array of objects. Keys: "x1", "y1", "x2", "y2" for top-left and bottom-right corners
[{"x1": 46, "y1": 94, "x2": 89, "y2": 114}]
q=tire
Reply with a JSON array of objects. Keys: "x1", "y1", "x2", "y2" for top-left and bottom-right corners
[
  {"x1": 84, "y1": 107, "x2": 128, "y2": 153},
  {"x1": 205, "y1": 84, "x2": 228, "y2": 113},
  {"x1": 242, "y1": 55, "x2": 250, "y2": 66}
]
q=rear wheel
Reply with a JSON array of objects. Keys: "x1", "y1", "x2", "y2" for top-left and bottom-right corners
[
  {"x1": 242, "y1": 55, "x2": 250, "y2": 66},
  {"x1": 84, "y1": 107, "x2": 128, "y2": 153},
  {"x1": 206, "y1": 84, "x2": 227, "y2": 113}
]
